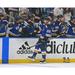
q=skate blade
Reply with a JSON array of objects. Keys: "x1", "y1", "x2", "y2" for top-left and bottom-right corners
[
  {"x1": 40, "y1": 61, "x2": 46, "y2": 64},
  {"x1": 28, "y1": 57, "x2": 35, "y2": 61}
]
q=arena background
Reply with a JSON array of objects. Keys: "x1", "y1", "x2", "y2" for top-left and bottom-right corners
[{"x1": 0, "y1": 8, "x2": 75, "y2": 63}]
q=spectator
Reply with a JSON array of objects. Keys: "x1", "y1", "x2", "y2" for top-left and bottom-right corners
[
  {"x1": 64, "y1": 8, "x2": 72, "y2": 22},
  {"x1": 54, "y1": 8, "x2": 64, "y2": 21}
]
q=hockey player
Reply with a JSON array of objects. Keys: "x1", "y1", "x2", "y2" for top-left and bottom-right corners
[
  {"x1": 59, "y1": 15, "x2": 68, "y2": 37},
  {"x1": 22, "y1": 16, "x2": 41, "y2": 37},
  {"x1": 0, "y1": 13, "x2": 8, "y2": 37},
  {"x1": 20, "y1": 12, "x2": 29, "y2": 27},
  {"x1": 9, "y1": 16, "x2": 25, "y2": 37},
  {"x1": 51, "y1": 15, "x2": 68, "y2": 38},
  {"x1": 67, "y1": 16, "x2": 75, "y2": 38},
  {"x1": 33, "y1": 16, "x2": 41, "y2": 37},
  {"x1": 50, "y1": 16, "x2": 60, "y2": 37},
  {"x1": 28, "y1": 17, "x2": 52, "y2": 63},
  {"x1": 22, "y1": 19, "x2": 35, "y2": 37}
]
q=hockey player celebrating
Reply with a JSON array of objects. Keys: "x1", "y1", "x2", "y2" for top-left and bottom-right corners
[
  {"x1": 0, "y1": 13, "x2": 8, "y2": 37},
  {"x1": 67, "y1": 16, "x2": 75, "y2": 38},
  {"x1": 33, "y1": 16, "x2": 41, "y2": 37},
  {"x1": 51, "y1": 15, "x2": 68, "y2": 38},
  {"x1": 58, "y1": 15, "x2": 68, "y2": 38},
  {"x1": 28, "y1": 17, "x2": 52, "y2": 63},
  {"x1": 9, "y1": 16, "x2": 25, "y2": 37},
  {"x1": 22, "y1": 18, "x2": 35, "y2": 37}
]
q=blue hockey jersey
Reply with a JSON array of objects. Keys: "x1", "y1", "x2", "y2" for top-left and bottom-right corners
[
  {"x1": 67, "y1": 25, "x2": 75, "y2": 37},
  {"x1": 51, "y1": 21, "x2": 68, "y2": 38},
  {"x1": 9, "y1": 23, "x2": 25, "y2": 37},
  {"x1": 39, "y1": 24, "x2": 52, "y2": 37},
  {"x1": 0, "y1": 19, "x2": 8, "y2": 34},
  {"x1": 51, "y1": 21, "x2": 60, "y2": 37}
]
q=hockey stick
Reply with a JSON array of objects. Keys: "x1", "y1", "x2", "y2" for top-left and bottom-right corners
[
  {"x1": 20, "y1": 41, "x2": 45, "y2": 49},
  {"x1": 24, "y1": 33, "x2": 65, "y2": 49}
]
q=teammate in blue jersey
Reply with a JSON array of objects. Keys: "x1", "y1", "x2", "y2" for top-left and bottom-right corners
[
  {"x1": 0, "y1": 13, "x2": 8, "y2": 37},
  {"x1": 9, "y1": 16, "x2": 25, "y2": 37},
  {"x1": 51, "y1": 15, "x2": 68, "y2": 38},
  {"x1": 57, "y1": 15, "x2": 68, "y2": 38},
  {"x1": 51, "y1": 22, "x2": 60, "y2": 37},
  {"x1": 39, "y1": 19, "x2": 52, "y2": 37},
  {"x1": 67, "y1": 16, "x2": 75, "y2": 38},
  {"x1": 23, "y1": 19, "x2": 35, "y2": 37},
  {"x1": 28, "y1": 17, "x2": 51, "y2": 63},
  {"x1": 33, "y1": 16, "x2": 41, "y2": 37},
  {"x1": 22, "y1": 16, "x2": 41, "y2": 37}
]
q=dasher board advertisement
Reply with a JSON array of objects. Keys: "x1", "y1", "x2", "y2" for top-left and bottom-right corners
[{"x1": 9, "y1": 38, "x2": 75, "y2": 64}]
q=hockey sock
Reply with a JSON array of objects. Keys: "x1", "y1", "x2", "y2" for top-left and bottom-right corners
[
  {"x1": 32, "y1": 52, "x2": 37, "y2": 58},
  {"x1": 42, "y1": 54, "x2": 46, "y2": 60}
]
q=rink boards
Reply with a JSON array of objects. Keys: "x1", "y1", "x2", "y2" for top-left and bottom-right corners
[{"x1": 1, "y1": 38, "x2": 75, "y2": 63}]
